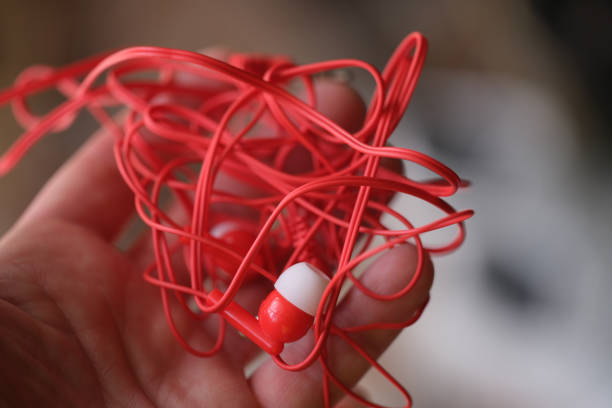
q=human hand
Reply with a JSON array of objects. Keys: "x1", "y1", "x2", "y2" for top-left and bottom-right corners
[{"x1": 0, "y1": 73, "x2": 433, "y2": 407}]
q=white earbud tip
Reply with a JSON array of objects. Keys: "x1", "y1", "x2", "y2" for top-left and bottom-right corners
[{"x1": 274, "y1": 262, "x2": 330, "y2": 316}]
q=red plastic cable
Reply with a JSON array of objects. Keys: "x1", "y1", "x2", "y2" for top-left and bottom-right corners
[{"x1": 0, "y1": 32, "x2": 473, "y2": 407}]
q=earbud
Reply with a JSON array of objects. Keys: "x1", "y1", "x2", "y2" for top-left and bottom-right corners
[
  {"x1": 259, "y1": 262, "x2": 330, "y2": 343},
  {"x1": 209, "y1": 221, "x2": 263, "y2": 281},
  {"x1": 208, "y1": 262, "x2": 330, "y2": 355}
]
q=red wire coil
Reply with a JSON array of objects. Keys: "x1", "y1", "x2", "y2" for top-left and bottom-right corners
[{"x1": 0, "y1": 32, "x2": 474, "y2": 407}]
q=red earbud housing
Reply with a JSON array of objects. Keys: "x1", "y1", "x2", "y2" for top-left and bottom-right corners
[
  {"x1": 258, "y1": 289, "x2": 314, "y2": 344},
  {"x1": 259, "y1": 262, "x2": 330, "y2": 344}
]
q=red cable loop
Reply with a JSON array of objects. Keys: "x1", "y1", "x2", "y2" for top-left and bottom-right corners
[{"x1": 0, "y1": 32, "x2": 473, "y2": 407}]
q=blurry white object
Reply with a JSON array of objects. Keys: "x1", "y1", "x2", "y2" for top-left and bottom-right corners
[{"x1": 357, "y1": 71, "x2": 611, "y2": 408}]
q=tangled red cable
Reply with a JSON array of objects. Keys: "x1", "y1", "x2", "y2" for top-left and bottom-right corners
[{"x1": 0, "y1": 32, "x2": 473, "y2": 407}]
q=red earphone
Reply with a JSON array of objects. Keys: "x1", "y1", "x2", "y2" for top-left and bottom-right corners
[
  {"x1": 209, "y1": 261, "x2": 329, "y2": 355},
  {"x1": 208, "y1": 220, "x2": 263, "y2": 282}
]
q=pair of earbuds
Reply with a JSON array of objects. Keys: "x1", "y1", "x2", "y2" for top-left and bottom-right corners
[{"x1": 207, "y1": 221, "x2": 330, "y2": 355}]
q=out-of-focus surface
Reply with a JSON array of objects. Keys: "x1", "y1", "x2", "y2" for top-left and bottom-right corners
[{"x1": 1, "y1": 1, "x2": 610, "y2": 407}]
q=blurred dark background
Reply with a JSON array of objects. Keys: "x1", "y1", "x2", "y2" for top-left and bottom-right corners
[{"x1": 1, "y1": 1, "x2": 610, "y2": 407}]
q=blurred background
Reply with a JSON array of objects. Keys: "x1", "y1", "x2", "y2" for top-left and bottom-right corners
[{"x1": 1, "y1": 1, "x2": 610, "y2": 407}]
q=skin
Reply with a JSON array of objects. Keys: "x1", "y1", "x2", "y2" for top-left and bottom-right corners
[{"x1": 0, "y1": 75, "x2": 433, "y2": 407}]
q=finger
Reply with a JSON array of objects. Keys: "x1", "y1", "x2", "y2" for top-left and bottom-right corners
[
  {"x1": 311, "y1": 78, "x2": 366, "y2": 133},
  {"x1": 15, "y1": 125, "x2": 132, "y2": 241},
  {"x1": 335, "y1": 393, "x2": 369, "y2": 408},
  {"x1": 250, "y1": 244, "x2": 434, "y2": 408}
]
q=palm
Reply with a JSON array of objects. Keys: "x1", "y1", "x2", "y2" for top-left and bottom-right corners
[
  {"x1": 0, "y1": 80, "x2": 432, "y2": 408},
  {"x1": 1, "y1": 216, "x2": 261, "y2": 407}
]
